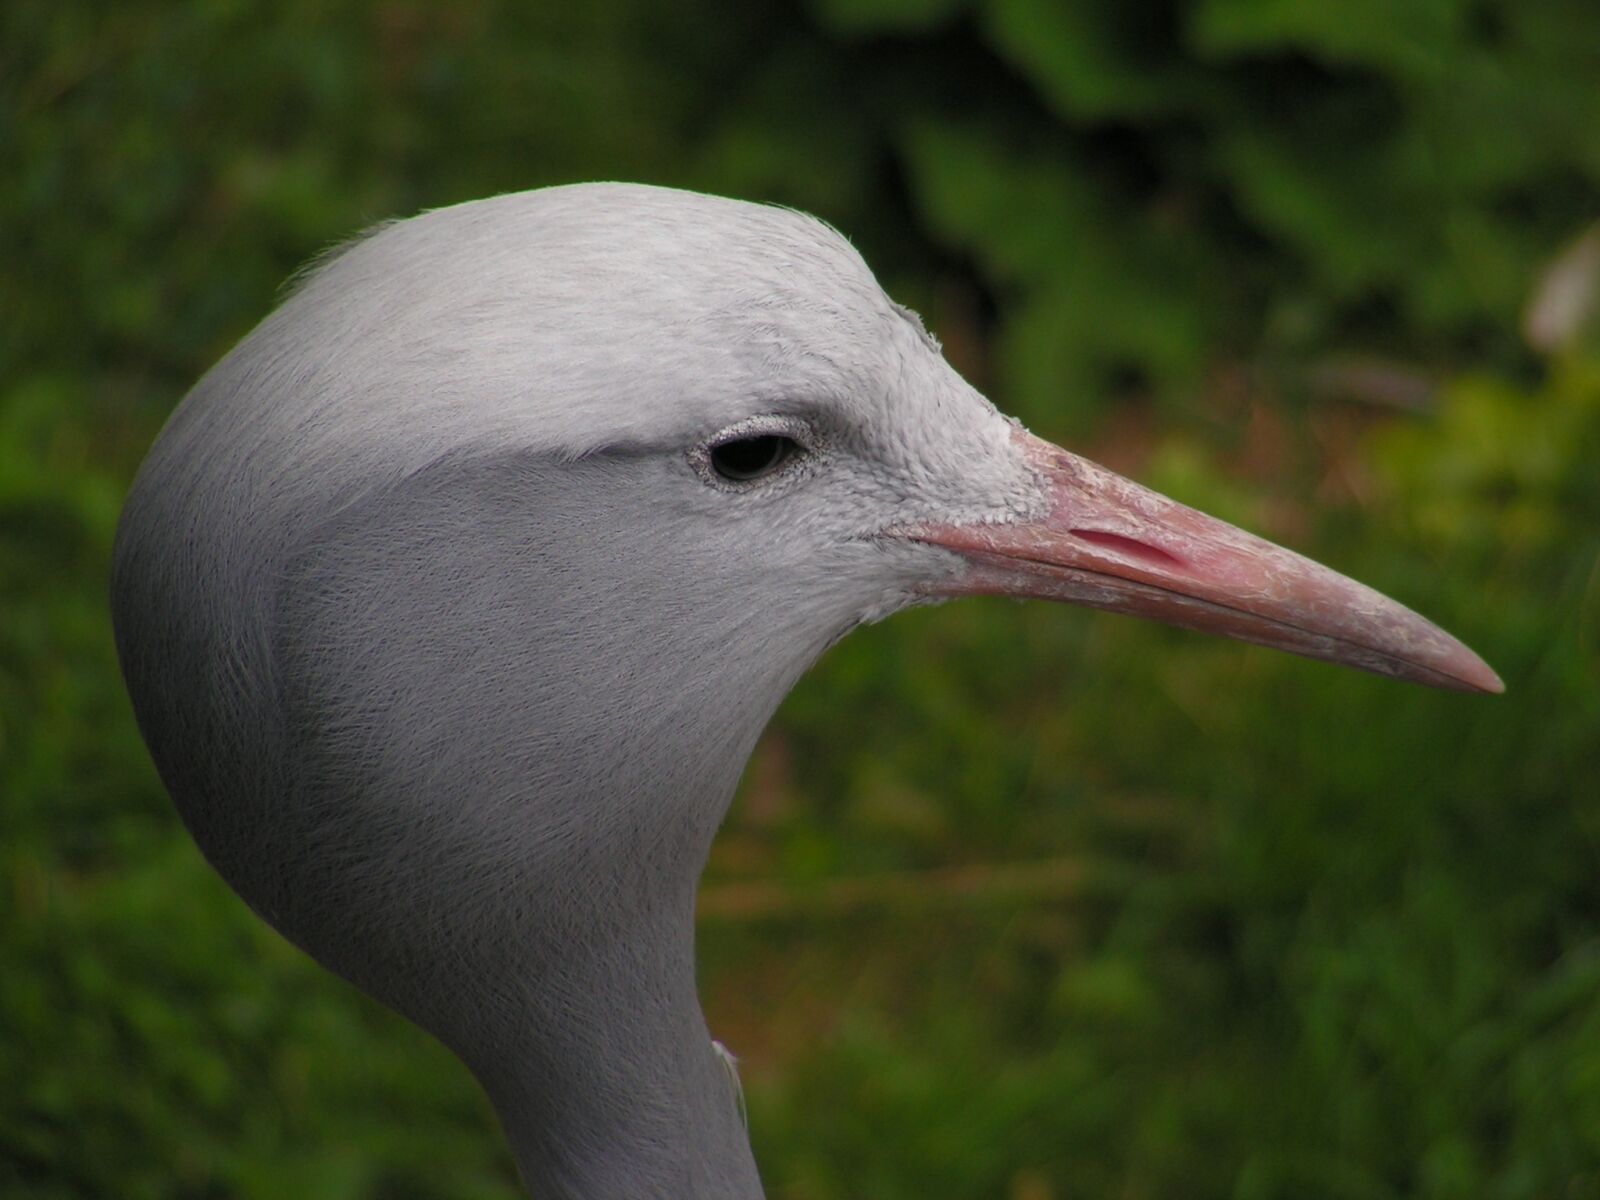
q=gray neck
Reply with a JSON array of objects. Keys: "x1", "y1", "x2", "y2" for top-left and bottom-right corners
[
  {"x1": 315, "y1": 727, "x2": 765, "y2": 1200},
  {"x1": 479, "y1": 896, "x2": 758, "y2": 1198}
]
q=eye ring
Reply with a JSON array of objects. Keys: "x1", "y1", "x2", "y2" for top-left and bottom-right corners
[{"x1": 692, "y1": 416, "x2": 818, "y2": 491}]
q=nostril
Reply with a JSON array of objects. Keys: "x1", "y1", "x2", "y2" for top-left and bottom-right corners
[{"x1": 1068, "y1": 529, "x2": 1186, "y2": 569}]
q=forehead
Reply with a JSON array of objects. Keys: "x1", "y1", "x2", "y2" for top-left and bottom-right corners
[{"x1": 284, "y1": 183, "x2": 920, "y2": 457}]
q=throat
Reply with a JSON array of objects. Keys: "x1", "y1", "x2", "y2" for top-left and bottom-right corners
[{"x1": 465, "y1": 899, "x2": 762, "y2": 1200}]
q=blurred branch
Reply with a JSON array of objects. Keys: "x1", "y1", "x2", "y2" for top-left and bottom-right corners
[{"x1": 1306, "y1": 355, "x2": 1438, "y2": 414}]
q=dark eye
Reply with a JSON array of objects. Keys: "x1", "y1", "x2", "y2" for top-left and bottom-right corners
[{"x1": 709, "y1": 434, "x2": 801, "y2": 482}]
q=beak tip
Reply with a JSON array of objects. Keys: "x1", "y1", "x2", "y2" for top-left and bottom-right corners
[
  {"x1": 1424, "y1": 639, "x2": 1505, "y2": 695},
  {"x1": 1461, "y1": 659, "x2": 1507, "y2": 696}
]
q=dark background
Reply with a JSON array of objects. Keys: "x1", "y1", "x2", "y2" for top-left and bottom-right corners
[{"x1": 4, "y1": 1, "x2": 1598, "y2": 1197}]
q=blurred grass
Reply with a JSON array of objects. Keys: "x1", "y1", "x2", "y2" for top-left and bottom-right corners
[{"x1": 4, "y1": 1, "x2": 1598, "y2": 1197}]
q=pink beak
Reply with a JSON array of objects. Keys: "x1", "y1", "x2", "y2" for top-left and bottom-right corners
[{"x1": 906, "y1": 430, "x2": 1503, "y2": 694}]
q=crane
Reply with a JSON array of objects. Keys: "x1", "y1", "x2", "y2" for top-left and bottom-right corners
[{"x1": 111, "y1": 183, "x2": 1500, "y2": 1199}]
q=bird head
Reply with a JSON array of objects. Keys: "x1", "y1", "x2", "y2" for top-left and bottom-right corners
[{"x1": 113, "y1": 182, "x2": 1498, "y2": 1196}]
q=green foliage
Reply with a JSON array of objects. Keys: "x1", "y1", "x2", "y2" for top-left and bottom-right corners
[
  {"x1": 5, "y1": 0, "x2": 1598, "y2": 1197},
  {"x1": 804, "y1": 0, "x2": 1600, "y2": 414}
]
